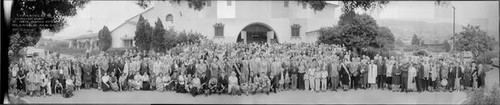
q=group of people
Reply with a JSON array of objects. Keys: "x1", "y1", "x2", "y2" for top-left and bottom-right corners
[{"x1": 9, "y1": 39, "x2": 496, "y2": 98}]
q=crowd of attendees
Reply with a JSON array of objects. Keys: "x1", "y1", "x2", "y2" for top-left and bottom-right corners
[{"x1": 9, "y1": 39, "x2": 495, "y2": 98}]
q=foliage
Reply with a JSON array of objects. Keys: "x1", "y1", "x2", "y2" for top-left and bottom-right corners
[
  {"x1": 395, "y1": 38, "x2": 405, "y2": 47},
  {"x1": 476, "y1": 49, "x2": 499, "y2": 64},
  {"x1": 413, "y1": 49, "x2": 429, "y2": 56},
  {"x1": 317, "y1": 12, "x2": 395, "y2": 57},
  {"x1": 136, "y1": 0, "x2": 388, "y2": 12},
  {"x1": 134, "y1": 15, "x2": 153, "y2": 51},
  {"x1": 454, "y1": 24, "x2": 495, "y2": 60},
  {"x1": 9, "y1": 0, "x2": 89, "y2": 61},
  {"x1": 340, "y1": 0, "x2": 389, "y2": 13},
  {"x1": 98, "y1": 26, "x2": 112, "y2": 51},
  {"x1": 442, "y1": 40, "x2": 451, "y2": 52},
  {"x1": 361, "y1": 47, "x2": 401, "y2": 58},
  {"x1": 163, "y1": 27, "x2": 206, "y2": 51},
  {"x1": 411, "y1": 34, "x2": 421, "y2": 46},
  {"x1": 377, "y1": 26, "x2": 395, "y2": 50},
  {"x1": 152, "y1": 18, "x2": 166, "y2": 52},
  {"x1": 105, "y1": 47, "x2": 137, "y2": 56},
  {"x1": 464, "y1": 85, "x2": 500, "y2": 105}
]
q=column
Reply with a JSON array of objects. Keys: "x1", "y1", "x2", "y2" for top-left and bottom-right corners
[{"x1": 241, "y1": 31, "x2": 247, "y2": 44}]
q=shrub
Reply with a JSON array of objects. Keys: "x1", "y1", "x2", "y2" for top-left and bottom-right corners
[
  {"x1": 413, "y1": 49, "x2": 429, "y2": 56},
  {"x1": 476, "y1": 49, "x2": 499, "y2": 64},
  {"x1": 105, "y1": 47, "x2": 137, "y2": 56},
  {"x1": 163, "y1": 27, "x2": 206, "y2": 52},
  {"x1": 464, "y1": 85, "x2": 500, "y2": 105}
]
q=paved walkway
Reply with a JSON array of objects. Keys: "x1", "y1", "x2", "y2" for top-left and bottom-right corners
[{"x1": 24, "y1": 89, "x2": 466, "y2": 104}]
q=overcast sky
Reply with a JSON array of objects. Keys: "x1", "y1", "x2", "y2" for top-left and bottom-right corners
[{"x1": 3, "y1": 1, "x2": 499, "y2": 40}]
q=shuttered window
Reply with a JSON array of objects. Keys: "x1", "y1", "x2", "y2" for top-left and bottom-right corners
[
  {"x1": 214, "y1": 23, "x2": 224, "y2": 37},
  {"x1": 291, "y1": 24, "x2": 301, "y2": 37}
]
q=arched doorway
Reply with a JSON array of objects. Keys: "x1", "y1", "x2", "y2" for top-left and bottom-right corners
[{"x1": 237, "y1": 23, "x2": 278, "y2": 44}]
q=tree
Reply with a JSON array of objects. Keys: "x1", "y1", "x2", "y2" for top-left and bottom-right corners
[
  {"x1": 98, "y1": 26, "x2": 112, "y2": 51},
  {"x1": 317, "y1": 12, "x2": 395, "y2": 56},
  {"x1": 442, "y1": 40, "x2": 451, "y2": 52},
  {"x1": 136, "y1": 0, "x2": 388, "y2": 12},
  {"x1": 340, "y1": 0, "x2": 389, "y2": 13},
  {"x1": 134, "y1": 15, "x2": 153, "y2": 51},
  {"x1": 395, "y1": 38, "x2": 405, "y2": 47},
  {"x1": 377, "y1": 26, "x2": 395, "y2": 50},
  {"x1": 8, "y1": 0, "x2": 89, "y2": 61},
  {"x1": 152, "y1": 18, "x2": 166, "y2": 52},
  {"x1": 164, "y1": 27, "x2": 178, "y2": 50},
  {"x1": 411, "y1": 34, "x2": 421, "y2": 46},
  {"x1": 454, "y1": 24, "x2": 495, "y2": 60}
]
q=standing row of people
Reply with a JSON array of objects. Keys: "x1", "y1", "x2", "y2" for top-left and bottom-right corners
[{"x1": 9, "y1": 39, "x2": 496, "y2": 98}]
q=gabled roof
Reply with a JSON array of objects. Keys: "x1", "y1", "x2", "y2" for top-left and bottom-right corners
[
  {"x1": 67, "y1": 33, "x2": 98, "y2": 40},
  {"x1": 110, "y1": 7, "x2": 155, "y2": 33}
]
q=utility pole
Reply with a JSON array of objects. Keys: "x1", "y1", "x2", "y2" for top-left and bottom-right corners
[{"x1": 451, "y1": 6, "x2": 456, "y2": 54}]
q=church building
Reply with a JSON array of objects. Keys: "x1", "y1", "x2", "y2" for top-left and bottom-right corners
[{"x1": 110, "y1": 1, "x2": 339, "y2": 48}]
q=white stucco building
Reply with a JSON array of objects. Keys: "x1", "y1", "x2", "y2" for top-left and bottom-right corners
[{"x1": 110, "y1": 1, "x2": 339, "y2": 48}]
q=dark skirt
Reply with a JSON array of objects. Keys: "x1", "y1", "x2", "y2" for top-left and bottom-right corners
[
  {"x1": 386, "y1": 77, "x2": 392, "y2": 84},
  {"x1": 177, "y1": 84, "x2": 187, "y2": 93},
  {"x1": 142, "y1": 81, "x2": 150, "y2": 90},
  {"x1": 462, "y1": 76, "x2": 471, "y2": 87},
  {"x1": 392, "y1": 75, "x2": 400, "y2": 85},
  {"x1": 339, "y1": 71, "x2": 350, "y2": 85},
  {"x1": 340, "y1": 75, "x2": 350, "y2": 85},
  {"x1": 401, "y1": 76, "x2": 408, "y2": 89},
  {"x1": 17, "y1": 78, "x2": 25, "y2": 90},
  {"x1": 298, "y1": 73, "x2": 304, "y2": 89},
  {"x1": 102, "y1": 83, "x2": 111, "y2": 92}
]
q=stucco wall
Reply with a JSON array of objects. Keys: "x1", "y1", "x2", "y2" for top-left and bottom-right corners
[
  {"x1": 111, "y1": 23, "x2": 136, "y2": 48},
  {"x1": 110, "y1": 1, "x2": 338, "y2": 48}
]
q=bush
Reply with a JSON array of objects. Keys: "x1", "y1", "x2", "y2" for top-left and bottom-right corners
[
  {"x1": 413, "y1": 49, "x2": 429, "y2": 56},
  {"x1": 163, "y1": 27, "x2": 206, "y2": 52},
  {"x1": 476, "y1": 49, "x2": 499, "y2": 64},
  {"x1": 464, "y1": 85, "x2": 500, "y2": 105},
  {"x1": 358, "y1": 47, "x2": 401, "y2": 58},
  {"x1": 105, "y1": 47, "x2": 137, "y2": 56}
]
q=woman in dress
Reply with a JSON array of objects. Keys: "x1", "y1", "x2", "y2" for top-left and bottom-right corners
[
  {"x1": 177, "y1": 71, "x2": 187, "y2": 93},
  {"x1": 408, "y1": 62, "x2": 417, "y2": 92},
  {"x1": 16, "y1": 66, "x2": 26, "y2": 94},
  {"x1": 142, "y1": 72, "x2": 151, "y2": 90},
  {"x1": 339, "y1": 59, "x2": 351, "y2": 91},
  {"x1": 155, "y1": 73, "x2": 165, "y2": 91},
  {"x1": 368, "y1": 60, "x2": 377, "y2": 90},
  {"x1": 26, "y1": 69, "x2": 35, "y2": 96}
]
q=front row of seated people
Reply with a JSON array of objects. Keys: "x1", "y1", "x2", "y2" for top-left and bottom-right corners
[{"x1": 109, "y1": 69, "x2": 274, "y2": 97}]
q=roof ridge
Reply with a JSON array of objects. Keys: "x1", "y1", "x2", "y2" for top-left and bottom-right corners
[{"x1": 110, "y1": 7, "x2": 155, "y2": 33}]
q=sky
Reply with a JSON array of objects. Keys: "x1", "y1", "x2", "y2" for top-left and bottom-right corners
[{"x1": 3, "y1": 1, "x2": 499, "y2": 40}]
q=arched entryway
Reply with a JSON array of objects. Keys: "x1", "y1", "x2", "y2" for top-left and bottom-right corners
[{"x1": 237, "y1": 23, "x2": 278, "y2": 44}]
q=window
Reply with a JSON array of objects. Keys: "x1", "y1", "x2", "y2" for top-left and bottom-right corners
[
  {"x1": 291, "y1": 24, "x2": 301, "y2": 37},
  {"x1": 123, "y1": 39, "x2": 133, "y2": 47},
  {"x1": 284, "y1": 1, "x2": 289, "y2": 7},
  {"x1": 166, "y1": 14, "x2": 173, "y2": 23},
  {"x1": 207, "y1": 0, "x2": 211, "y2": 6},
  {"x1": 227, "y1": 0, "x2": 231, "y2": 6},
  {"x1": 214, "y1": 23, "x2": 224, "y2": 37},
  {"x1": 302, "y1": 3, "x2": 307, "y2": 9}
]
